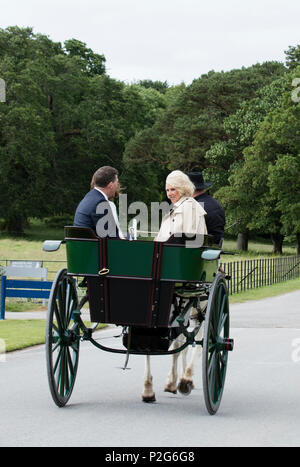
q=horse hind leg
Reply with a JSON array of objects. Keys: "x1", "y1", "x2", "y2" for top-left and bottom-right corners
[
  {"x1": 142, "y1": 355, "x2": 156, "y2": 403},
  {"x1": 164, "y1": 352, "x2": 180, "y2": 394},
  {"x1": 178, "y1": 324, "x2": 204, "y2": 395},
  {"x1": 164, "y1": 335, "x2": 185, "y2": 394}
]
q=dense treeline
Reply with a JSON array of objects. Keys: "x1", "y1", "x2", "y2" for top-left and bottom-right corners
[
  {"x1": 0, "y1": 26, "x2": 299, "y2": 253},
  {"x1": 0, "y1": 27, "x2": 167, "y2": 233}
]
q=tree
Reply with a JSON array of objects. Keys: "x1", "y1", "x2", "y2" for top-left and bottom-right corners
[
  {"x1": 64, "y1": 38, "x2": 106, "y2": 76},
  {"x1": 128, "y1": 83, "x2": 167, "y2": 128},
  {"x1": 122, "y1": 127, "x2": 168, "y2": 206},
  {"x1": 121, "y1": 84, "x2": 186, "y2": 206},
  {"x1": 268, "y1": 155, "x2": 300, "y2": 254},
  {"x1": 205, "y1": 73, "x2": 287, "y2": 189},
  {"x1": 206, "y1": 75, "x2": 288, "y2": 250},
  {"x1": 0, "y1": 27, "x2": 158, "y2": 233},
  {"x1": 285, "y1": 44, "x2": 300, "y2": 70},
  {"x1": 0, "y1": 27, "x2": 59, "y2": 233},
  {"x1": 157, "y1": 63, "x2": 286, "y2": 171},
  {"x1": 218, "y1": 67, "x2": 300, "y2": 253},
  {"x1": 138, "y1": 80, "x2": 169, "y2": 94},
  {"x1": 123, "y1": 62, "x2": 286, "y2": 188}
]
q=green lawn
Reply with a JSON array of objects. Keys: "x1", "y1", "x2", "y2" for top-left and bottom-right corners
[
  {"x1": 0, "y1": 320, "x2": 47, "y2": 352},
  {"x1": 229, "y1": 278, "x2": 300, "y2": 303},
  {"x1": 2, "y1": 279, "x2": 299, "y2": 353},
  {"x1": 0, "y1": 221, "x2": 299, "y2": 353},
  {"x1": 221, "y1": 238, "x2": 297, "y2": 262},
  {"x1": 0, "y1": 320, "x2": 107, "y2": 353},
  {"x1": 1, "y1": 219, "x2": 297, "y2": 264}
]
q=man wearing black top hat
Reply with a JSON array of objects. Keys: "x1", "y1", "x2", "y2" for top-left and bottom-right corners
[{"x1": 188, "y1": 172, "x2": 225, "y2": 246}]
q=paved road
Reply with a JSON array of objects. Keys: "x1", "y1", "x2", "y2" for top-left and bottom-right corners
[{"x1": 0, "y1": 290, "x2": 300, "y2": 447}]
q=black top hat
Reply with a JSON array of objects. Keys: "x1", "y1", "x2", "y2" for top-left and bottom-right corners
[{"x1": 187, "y1": 172, "x2": 212, "y2": 191}]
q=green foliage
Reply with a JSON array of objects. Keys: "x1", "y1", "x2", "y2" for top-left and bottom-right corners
[
  {"x1": 269, "y1": 154, "x2": 300, "y2": 234},
  {"x1": 64, "y1": 38, "x2": 106, "y2": 76},
  {"x1": 44, "y1": 214, "x2": 74, "y2": 228},
  {"x1": 0, "y1": 27, "x2": 161, "y2": 232},
  {"x1": 218, "y1": 66, "x2": 300, "y2": 249},
  {"x1": 205, "y1": 73, "x2": 287, "y2": 191},
  {"x1": 285, "y1": 45, "x2": 300, "y2": 70},
  {"x1": 137, "y1": 79, "x2": 169, "y2": 94},
  {"x1": 123, "y1": 62, "x2": 286, "y2": 187},
  {"x1": 0, "y1": 24, "x2": 299, "y2": 250}
]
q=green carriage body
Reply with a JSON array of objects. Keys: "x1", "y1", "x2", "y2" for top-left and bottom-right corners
[
  {"x1": 66, "y1": 238, "x2": 218, "y2": 282},
  {"x1": 64, "y1": 227, "x2": 219, "y2": 327},
  {"x1": 44, "y1": 227, "x2": 233, "y2": 413}
]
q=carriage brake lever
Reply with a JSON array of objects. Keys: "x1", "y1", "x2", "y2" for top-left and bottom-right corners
[
  {"x1": 122, "y1": 327, "x2": 131, "y2": 370},
  {"x1": 122, "y1": 352, "x2": 131, "y2": 370}
]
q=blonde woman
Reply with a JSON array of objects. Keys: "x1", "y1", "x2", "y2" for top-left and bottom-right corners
[{"x1": 155, "y1": 170, "x2": 207, "y2": 242}]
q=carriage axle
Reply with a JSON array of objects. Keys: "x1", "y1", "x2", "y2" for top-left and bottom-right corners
[{"x1": 216, "y1": 338, "x2": 234, "y2": 352}]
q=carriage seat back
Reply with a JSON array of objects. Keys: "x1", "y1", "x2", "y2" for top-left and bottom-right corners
[{"x1": 64, "y1": 228, "x2": 220, "y2": 327}]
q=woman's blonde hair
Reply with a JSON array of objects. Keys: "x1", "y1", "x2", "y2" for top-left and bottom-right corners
[{"x1": 166, "y1": 170, "x2": 195, "y2": 197}]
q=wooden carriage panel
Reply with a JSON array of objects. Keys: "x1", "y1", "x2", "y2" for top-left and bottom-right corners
[
  {"x1": 64, "y1": 228, "x2": 220, "y2": 326},
  {"x1": 107, "y1": 277, "x2": 153, "y2": 325},
  {"x1": 161, "y1": 244, "x2": 218, "y2": 282},
  {"x1": 107, "y1": 239, "x2": 153, "y2": 278},
  {"x1": 86, "y1": 277, "x2": 174, "y2": 326},
  {"x1": 66, "y1": 239, "x2": 99, "y2": 275}
]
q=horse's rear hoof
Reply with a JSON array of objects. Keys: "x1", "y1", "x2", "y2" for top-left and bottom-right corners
[
  {"x1": 142, "y1": 394, "x2": 156, "y2": 403},
  {"x1": 164, "y1": 388, "x2": 177, "y2": 394},
  {"x1": 178, "y1": 379, "x2": 194, "y2": 396},
  {"x1": 164, "y1": 384, "x2": 177, "y2": 394}
]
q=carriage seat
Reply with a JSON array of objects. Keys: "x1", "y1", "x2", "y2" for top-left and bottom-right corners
[{"x1": 64, "y1": 226, "x2": 98, "y2": 239}]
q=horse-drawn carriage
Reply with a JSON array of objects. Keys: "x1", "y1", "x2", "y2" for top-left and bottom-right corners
[{"x1": 43, "y1": 227, "x2": 234, "y2": 415}]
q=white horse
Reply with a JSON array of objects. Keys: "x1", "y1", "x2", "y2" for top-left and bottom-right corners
[{"x1": 141, "y1": 307, "x2": 205, "y2": 403}]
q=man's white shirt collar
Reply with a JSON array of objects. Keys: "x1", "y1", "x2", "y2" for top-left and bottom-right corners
[
  {"x1": 94, "y1": 187, "x2": 124, "y2": 238},
  {"x1": 94, "y1": 187, "x2": 108, "y2": 201}
]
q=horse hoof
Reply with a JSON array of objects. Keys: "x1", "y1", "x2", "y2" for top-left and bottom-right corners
[
  {"x1": 142, "y1": 394, "x2": 156, "y2": 403},
  {"x1": 164, "y1": 384, "x2": 177, "y2": 394},
  {"x1": 164, "y1": 388, "x2": 177, "y2": 394},
  {"x1": 178, "y1": 379, "x2": 194, "y2": 395}
]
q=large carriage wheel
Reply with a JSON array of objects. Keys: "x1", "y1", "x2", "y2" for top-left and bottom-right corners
[
  {"x1": 46, "y1": 269, "x2": 80, "y2": 407},
  {"x1": 202, "y1": 273, "x2": 233, "y2": 415}
]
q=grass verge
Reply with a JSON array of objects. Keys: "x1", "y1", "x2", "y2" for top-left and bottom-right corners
[
  {"x1": 0, "y1": 320, "x2": 107, "y2": 353},
  {"x1": 229, "y1": 278, "x2": 300, "y2": 303},
  {"x1": 0, "y1": 320, "x2": 48, "y2": 352},
  {"x1": 1, "y1": 279, "x2": 299, "y2": 352}
]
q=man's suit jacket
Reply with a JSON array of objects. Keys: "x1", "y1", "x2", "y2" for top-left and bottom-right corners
[
  {"x1": 194, "y1": 192, "x2": 225, "y2": 245},
  {"x1": 74, "y1": 189, "x2": 119, "y2": 238}
]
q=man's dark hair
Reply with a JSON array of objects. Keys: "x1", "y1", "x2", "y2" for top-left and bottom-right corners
[{"x1": 93, "y1": 166, "x2": 118, "y2": 188}]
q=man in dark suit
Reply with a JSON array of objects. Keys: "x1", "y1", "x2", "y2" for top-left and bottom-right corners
[
  {"x1": 188, "y1": 172, "x2": 225, "y2": 245},
  {"x1": 74, "y1": 166, "x2": 121, "y2": 238}
]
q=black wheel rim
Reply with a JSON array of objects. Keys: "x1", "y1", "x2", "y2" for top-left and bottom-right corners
[
  {"x1": 46, "y1": 269, "x2": 80, "y2": 407},
  {"x1": 202, "y1": 275, "x2": 230, "y2": 415}
]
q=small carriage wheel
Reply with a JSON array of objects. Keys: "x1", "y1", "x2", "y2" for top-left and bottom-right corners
[
  {"x1": 202, "y1": 273, "x2": 232, "y2": 415},
  {"x1": 46, "y1": 269, "x2": 80, "y2": 407}
]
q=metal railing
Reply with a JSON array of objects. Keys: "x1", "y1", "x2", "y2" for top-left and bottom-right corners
[{"x1": 221, "y1": 255, "x2": 300, "y2": 295}]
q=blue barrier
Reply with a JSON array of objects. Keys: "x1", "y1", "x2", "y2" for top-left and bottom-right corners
[{"x1": 0, "y1": 276, "x2": 53, "y2": 320}]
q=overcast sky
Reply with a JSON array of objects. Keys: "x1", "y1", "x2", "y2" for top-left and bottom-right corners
[{"x1": 1, "y1": 0, "x2": 299, "y2": 84}]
